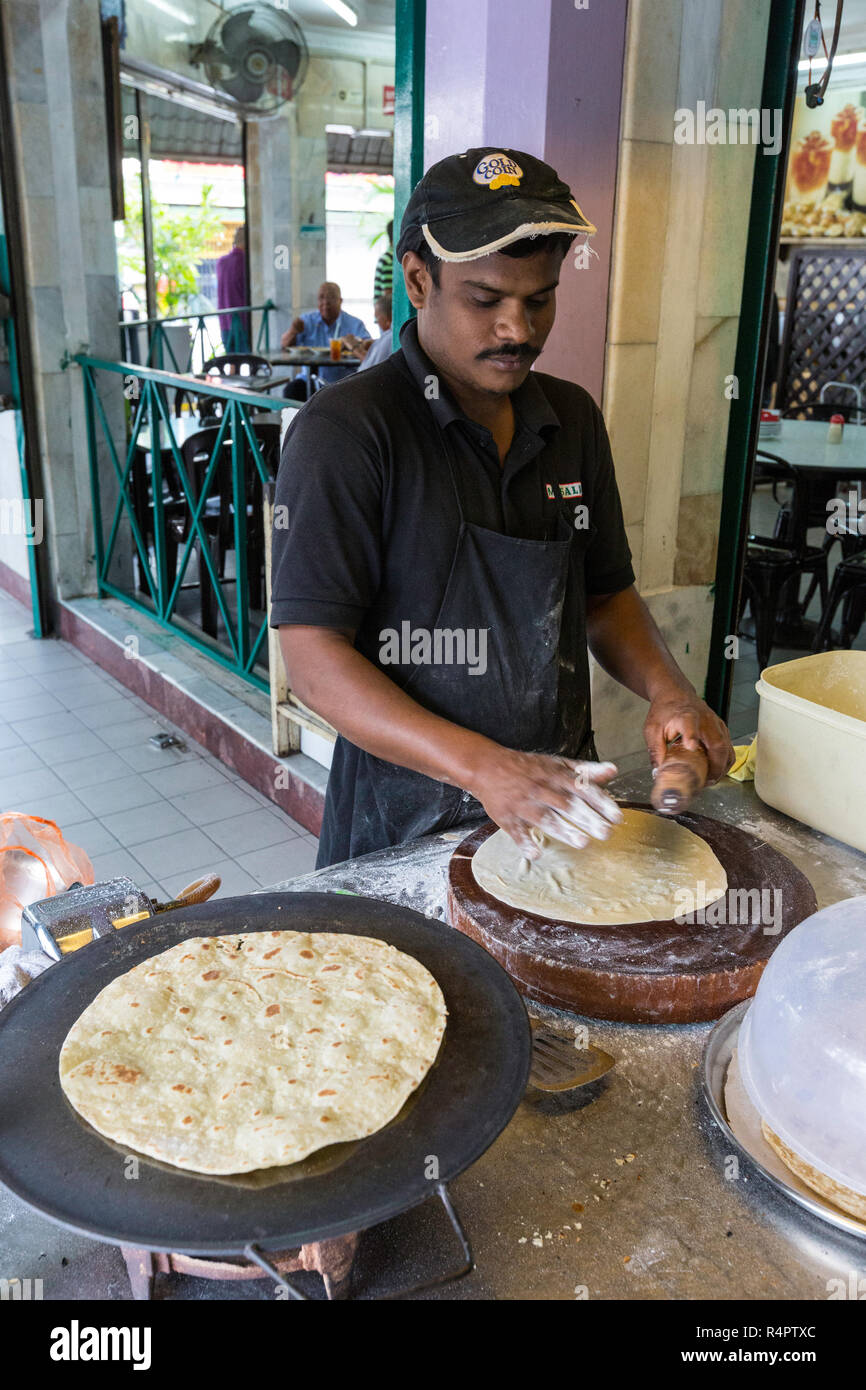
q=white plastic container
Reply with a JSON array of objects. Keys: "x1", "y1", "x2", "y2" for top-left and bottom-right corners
[
  {"x1": 738, "y1": 895, "x2": 866, "y2": 1197},
  {"x1": 754, "y1": 650, "x2": 866, "y2": 852}
]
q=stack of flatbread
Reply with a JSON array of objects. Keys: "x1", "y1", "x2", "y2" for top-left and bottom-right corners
[
  {"x1": 59, "y1": 931, "x2": 446, "y2": 1175},
  {"x1": 761, "y1": 1121, "x2": 866, "y2": 1222}
]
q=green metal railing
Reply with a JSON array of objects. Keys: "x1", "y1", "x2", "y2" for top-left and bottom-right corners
[
  {"x1": 77, "y1": 354, "x2": 292, "y2": 691},
  {"x1": 119, "y1": 301, "x2": 276, "y2": 376}
]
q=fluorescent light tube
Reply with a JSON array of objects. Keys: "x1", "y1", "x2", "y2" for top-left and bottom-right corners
[
  {"x1": 322, "y1": 0, "x2": 359, "y2": 27},
  {"x1": 798, "y1": 51, "x2": 866, "y2": 71}
]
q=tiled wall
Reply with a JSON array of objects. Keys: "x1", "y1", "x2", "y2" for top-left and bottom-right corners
[{"x1": 593, "y1": 0, "x2": 772, "y2": 757}]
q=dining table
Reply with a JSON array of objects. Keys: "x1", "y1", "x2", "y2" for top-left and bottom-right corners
[
  {"x1": 264, "y1": 347, "x2": 362, "y2": 399},
  {"x1": 179, "y1": 369, "x2": 297, "y2": 397},
  {"x1": 757, "y1": 417, "x2": 866, "y2": 481}
]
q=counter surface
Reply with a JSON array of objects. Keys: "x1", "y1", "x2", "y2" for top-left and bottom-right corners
[{"x1": 2, "y1": 771, "x2": 865, "y2": 1299}]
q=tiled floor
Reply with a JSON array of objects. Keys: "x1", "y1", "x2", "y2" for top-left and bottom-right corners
[{"x1": 0, "y1": 591, "x2": 318, "y2": 900}]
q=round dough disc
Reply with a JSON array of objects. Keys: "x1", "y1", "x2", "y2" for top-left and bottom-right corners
[
  {"x1": 471, "y1": 808, "x2": 728, "y2": 925},
  {"x1": 59, "y1": 931, "x2": 447, "y2": 1175}
]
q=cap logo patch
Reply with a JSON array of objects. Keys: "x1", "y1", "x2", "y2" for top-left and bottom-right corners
[{"x1": 472, "y1": 153, "x2": 523, "y2": 190}]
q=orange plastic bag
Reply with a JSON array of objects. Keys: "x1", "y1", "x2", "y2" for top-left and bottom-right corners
[{"x1": 0, "y1": 813, "x2": 94, "y2": 949}]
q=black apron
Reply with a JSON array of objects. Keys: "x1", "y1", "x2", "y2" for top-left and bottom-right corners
[{"x1": 316, "y1": 420, "x2": 597, "y2": 867}]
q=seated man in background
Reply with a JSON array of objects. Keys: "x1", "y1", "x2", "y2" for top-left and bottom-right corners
[
  {"x1": 344, "y1": 294, "x2": 393, "y2": 373},
  {"x1": 281, "y1": 281, "x2": 369, "y2": 400}
]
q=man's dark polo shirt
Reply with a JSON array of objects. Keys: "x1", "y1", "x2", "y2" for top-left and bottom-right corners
[{"x1": 270, "y1": 318, "x2": 635, "y2": 683}]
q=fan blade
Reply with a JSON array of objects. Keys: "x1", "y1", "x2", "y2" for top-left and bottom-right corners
[
  {"x1": 221, "y1": 71, "x2": 265, "y2": 105},
  {"x1": 221, "y1": 11, "x2": 257, "y2": 62},
  {"x1": 269, "y1": 38, "x2": 301, "y2": 78}
]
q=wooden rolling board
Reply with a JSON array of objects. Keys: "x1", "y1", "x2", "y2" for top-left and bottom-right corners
[{"x1": 447, "y1": 804, "x2": 818, "y2": 1024}]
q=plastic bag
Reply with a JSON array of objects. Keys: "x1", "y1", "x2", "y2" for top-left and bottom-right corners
[{"x1": 0, "y1": 813, "x2": 94, "y2": 949}]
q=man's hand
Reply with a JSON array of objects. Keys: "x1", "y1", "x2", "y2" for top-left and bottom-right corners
[
  {"x1": 586, "y1": 587, "x2": 735, "y2": 786},
  {"x1": 644, "y1": 690, "x2": 734, "y2": 784},
  {"x1": 343, "y1": 334, "x2": 372, "y2": 360},
  {"x1": 466, "y1": 748, "x2": 623, "y2": 858},
  {"x1": 281, "y1": 317, "x2": 305, "y2": 350}
]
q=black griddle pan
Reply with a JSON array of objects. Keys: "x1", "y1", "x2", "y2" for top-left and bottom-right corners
[{"x1": 0, "y1": 893, "x2": 530, "y2": 1256}]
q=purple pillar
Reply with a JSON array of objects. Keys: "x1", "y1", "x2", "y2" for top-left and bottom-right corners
[
  {"x1": 542, "y1": 1, "x2": 628, "y2": 404},
  {"x1": 423, "y1": 0, "x2": 628, "y2": 404}
]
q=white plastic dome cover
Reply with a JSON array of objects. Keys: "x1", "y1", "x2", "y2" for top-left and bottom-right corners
[{"x1": 738, "y1": 894, "x2": 866, "y2": 1195}]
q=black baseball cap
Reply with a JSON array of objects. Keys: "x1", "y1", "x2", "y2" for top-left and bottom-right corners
[{"x1": 395, "y1": 147, "x2": 596, "y2": 264}]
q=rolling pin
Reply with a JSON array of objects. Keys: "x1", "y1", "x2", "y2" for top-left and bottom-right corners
[{"x1": 650, "y1": 742, "x2": 709, "y2": 816}]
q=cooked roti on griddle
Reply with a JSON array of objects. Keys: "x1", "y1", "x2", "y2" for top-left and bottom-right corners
[{"x1": 59, "y1": 931, "x2": 446, "y2": 1175}]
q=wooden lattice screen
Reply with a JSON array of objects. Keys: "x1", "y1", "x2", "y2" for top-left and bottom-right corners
[{"x1": 777, "y1": 246, "x2": 866, "y2": 415}]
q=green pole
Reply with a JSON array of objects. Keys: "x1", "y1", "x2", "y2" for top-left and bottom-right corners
[
  {"x1": 82, "y1": 364, "x2": 105, "y2": 591},
  {"x1": 149, "y1": 381, "x2": 169, "y2": 618},
  {"x1": 704, "y1": 0, "x2": 806, "y2": 715},
  {"x1": 392, "y1": 0, "x2": 426, "y2": 345},
  {"x1": 231, "y1": 399, "x2": 250, "y2": 669}
]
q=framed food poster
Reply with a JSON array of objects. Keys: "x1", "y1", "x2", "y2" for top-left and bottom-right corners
[{"x1": 782, "y1": 84, "x2": 866, "y2": 240}]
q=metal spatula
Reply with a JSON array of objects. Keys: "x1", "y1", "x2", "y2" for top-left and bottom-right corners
[{"x1": 529, "y1": 1025, "x2": 616, "y2": 1092}]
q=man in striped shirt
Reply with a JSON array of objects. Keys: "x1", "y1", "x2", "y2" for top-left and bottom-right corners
[{"x1": 373, "y1": 220, "x2": 393, "y2": 299}]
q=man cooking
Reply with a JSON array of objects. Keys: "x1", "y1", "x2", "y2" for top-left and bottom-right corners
[{"x1": 270, "y1": 148, "x2": 734, "y2": 869}]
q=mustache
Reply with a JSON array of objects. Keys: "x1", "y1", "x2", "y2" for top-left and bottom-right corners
[{"x1": 478, "y1": 344, "x2": 538, "y2": 360}]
